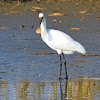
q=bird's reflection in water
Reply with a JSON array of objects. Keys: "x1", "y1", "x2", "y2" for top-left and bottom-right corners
[{"x1": 59, "y1": 79, "x2": 68, "y2": 100}]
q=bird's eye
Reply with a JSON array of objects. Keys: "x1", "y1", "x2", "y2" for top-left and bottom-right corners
[{"x1": 39, "y1": 17, "x2": 43, "y2": 25}]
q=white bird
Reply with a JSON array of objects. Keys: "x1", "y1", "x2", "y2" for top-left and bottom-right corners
[{"x1": 36, "y1": 13, "x2": 86, "y2": 79}]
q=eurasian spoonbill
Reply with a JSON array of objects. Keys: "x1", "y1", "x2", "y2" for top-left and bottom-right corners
[{"x1": 36, "y1": 13, "x2": 86, "y2": 79}]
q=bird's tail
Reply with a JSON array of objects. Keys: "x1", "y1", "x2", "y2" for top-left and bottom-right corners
[{"x1": 75, "y1": 41, "x2": 86, "y2": 55}]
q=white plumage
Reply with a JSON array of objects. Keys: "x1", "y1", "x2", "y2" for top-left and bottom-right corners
[
  {"x1": 36, "y1": 13, "x2": 86, "y2": 79},
  {"x1": 38, "y1": 13, "x2": 86, "y2": 55}
]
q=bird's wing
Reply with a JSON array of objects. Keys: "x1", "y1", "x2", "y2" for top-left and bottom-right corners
[{"x1": 47, "y1": 29, "x2": 77, "y2": 51}]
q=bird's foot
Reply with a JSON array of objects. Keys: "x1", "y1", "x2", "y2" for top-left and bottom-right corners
[
  {"x1": 59, "y1": 77, "x2": 66, "y2": 80},
  {"x1": 65, "y1": 75, "x2": 68, "y2": 79},
  {"x1": 59, "y1": 75, "x2": 68, "y2": 80},
  {"x1": 59, "y1": 77, "x2": 63, "y2": 80}
]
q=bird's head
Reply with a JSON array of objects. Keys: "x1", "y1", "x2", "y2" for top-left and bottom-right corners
[{"x1": 36, "y1": 13, "x2": 44, "y2": 34}]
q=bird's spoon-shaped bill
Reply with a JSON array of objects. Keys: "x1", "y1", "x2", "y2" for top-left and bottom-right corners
[{"x1": 36, "y1": 27, "x2": 41, "y2": 34}]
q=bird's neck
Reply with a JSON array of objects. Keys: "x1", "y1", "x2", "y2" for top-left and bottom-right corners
[
  {"x1": 41, "y1": 23, "x2": 47, "y2": 32},
  {"x1": 40, "y1": 17, "x2": 47, "y2": 36}
]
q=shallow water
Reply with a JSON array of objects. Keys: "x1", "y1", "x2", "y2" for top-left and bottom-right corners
[
  {"x1": 0, "y1": 1, "x2": 100, "y2": 99},
  {"x1": 0, "y1": 78, "x2": 100, "y2": 100}
]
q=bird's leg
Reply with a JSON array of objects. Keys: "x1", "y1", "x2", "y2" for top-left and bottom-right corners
[
  {"x1": 62, "y1": 53, "x2": 68, "y2": 79},
  {"x1": 59, "y1": 54, "x2": 62, "y2": 79}
]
